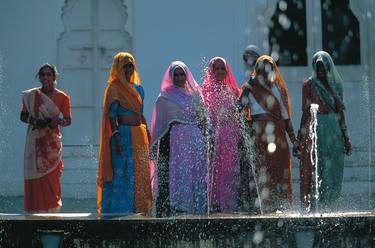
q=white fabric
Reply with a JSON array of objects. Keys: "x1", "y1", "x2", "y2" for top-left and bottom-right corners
[
  {"x1": 246, "y1": 85, "x2": 289, "y2": 119},
  {"x1": 23, "y1": 88, "x2": 62, "y2": 179}
]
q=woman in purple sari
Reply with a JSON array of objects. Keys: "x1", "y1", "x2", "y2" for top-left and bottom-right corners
[
  {"x1": 150, "y1": 61, "x2": 208, "y2": 217},
  {"x1": 202, "y1": 57, "x2": 241, "y2": 212}
]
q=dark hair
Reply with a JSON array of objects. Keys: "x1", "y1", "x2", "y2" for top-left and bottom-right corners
[{"x1": 35, "y1": 63, "x2": 59, "y2": 80}]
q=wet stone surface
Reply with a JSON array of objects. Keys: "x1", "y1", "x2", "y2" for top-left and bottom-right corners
[{"x1": 0, "y1": 212, "x2": 374, "y2": 247}]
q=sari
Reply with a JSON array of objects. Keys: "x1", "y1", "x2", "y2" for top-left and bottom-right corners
[
  {"x1": 299, "y1": 51, "x2": 346, "y2": 210},
  {"x1": 240, "y1": 55, "x2": 294, "y2": 212},
  {"x1": 22, "y1": 87, "x2": 71, "y2": 212},
  {"x1": 202, "y1": 57, "x2": 241, "y2": 212},
  {"x1": 97, "y1": 52, "x2": 152, "y2": 214},
  {"x1": 150, "y1": 61, "x2": 208, "y2": 216}
]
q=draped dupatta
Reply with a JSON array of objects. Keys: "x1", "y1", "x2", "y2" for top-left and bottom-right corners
[
  {"x1": 244, "y1": 55, "x2": 292, "y2": 119},
  {"x1": 23, "y1": 88, "x2": 62, "y2": 179},
  {"x1": 98, "y1": 52, "x2": 143, "y2": 184},
  {"x1": 150, "y1": 61, "x2": 203, "y2": 149},
  {"x1": 311, "y1": 51, "x2": 345, "y2": 112},
  {"x1": 202, "y1": 57, "x2": 240, "y2": 127},
  {"x1": 150, "y1": 61, "x2": 205, "y2": 197}
]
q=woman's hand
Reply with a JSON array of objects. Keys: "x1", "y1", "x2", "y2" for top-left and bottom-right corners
[
  {"x1": 344, "y1": 136, "x2": 352, "y2": 156},
  {"x1": 292, "y1": 140, "x2": 300, "y2": 158},
  {"x1": 48, "y1": 117, "x2": 60, "y2": 128},
  {"x1": 114, "y1": 133, "x2": 124, "y2": 155},
  {"x1": 31, "y1": 117, "x2": 50, "y2": 130}
]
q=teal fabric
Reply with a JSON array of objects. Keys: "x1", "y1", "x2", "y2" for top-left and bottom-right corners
[
  {"x1": 109, "y1": 101, "x2": 136, "y2": 117},
  {"x1": 316, "y1": 113, "x2": 344, "y2": 208},
  {"x1": 311, "y1": 51, "x2": 345, "y2": 111}
]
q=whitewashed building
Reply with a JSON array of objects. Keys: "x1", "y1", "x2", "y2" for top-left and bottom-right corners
[{"x1": 0, "y1": 0, "x2": 374, "y2": 210}]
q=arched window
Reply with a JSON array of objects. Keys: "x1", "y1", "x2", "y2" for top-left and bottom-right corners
[
  {"x1": 268, "y1": 0, "x2": 307, "y2": 66},
  {"x1": 321, "y1": 0, "x2": 360, "y2": 65}
]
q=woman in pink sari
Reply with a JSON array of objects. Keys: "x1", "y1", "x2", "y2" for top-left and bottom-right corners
[
  {"x1": 150, "y1": 61, "x2": 208, "y2": 216},
  {"x1": 20, "y1": 63, "x2": 71, "y2": 213},
  {"x1": 202, "y1": 57, "x2": 241, "y2": 212}
]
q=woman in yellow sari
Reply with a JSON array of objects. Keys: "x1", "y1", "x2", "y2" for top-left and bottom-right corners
[{"x1": 97, "y1": 52, "x2": 152, "y2": 215}]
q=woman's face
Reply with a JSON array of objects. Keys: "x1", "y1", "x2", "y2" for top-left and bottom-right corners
[
  {"x1": 212, "y1": 59, "x2": 227, "y2": 82},
  {"x1": 39, "y1": 67, "x2": 55, "y2": 90},
  {"x1": 243, "y1": 52, "x2": 258, "y2": 67},
  {"x1": 124, "y1": 62, "x2": 134, "y2": 80},
  {"x1": 172, "y1": 67, "x2": 186, "y2": 88},
  {"x1": 316, "y1": 61, "x2": 327, "y2": 82},
  {"x1": 258, "y1": 61, "x2": 275, "y2": 84}
]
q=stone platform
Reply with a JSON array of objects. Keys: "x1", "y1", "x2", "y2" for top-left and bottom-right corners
[{"x1": 0, "y1": 212, "x2": 374, "y2": 247}]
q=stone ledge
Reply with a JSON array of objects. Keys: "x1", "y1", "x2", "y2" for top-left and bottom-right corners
[{"x1": 0, "y1": 212, "x2": 374, "y2": 247}]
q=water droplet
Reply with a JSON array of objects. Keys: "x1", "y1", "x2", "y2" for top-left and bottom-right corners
[
  {"x1": 278, "y1": 1, "x2": 287, "y2": 11},
  {"x1": 278, "y1": 14, "x2": 291, "y2": 30},
  {"x1": 253, "y1": 231, "x2": 264, "y2": 244},
  {"x1": 267, "y1": 142, "x2": 276, "y2": 153}
]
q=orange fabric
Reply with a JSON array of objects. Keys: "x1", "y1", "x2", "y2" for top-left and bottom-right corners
[
  {"x1": 52, "y1": 89, "x2": 71, "y2": 117},
  {"x1": 252, "y1": 55, "x2": 292, "y2": 117},
  {"x1": 246, "y1": 81, "x2": 283, "y2": 120},
  {"x1": 22, "y1": 87, "x2": 70, "y2": 212},
  {"x1": 97, "y1": 52, "x2": 145, "y2": 212},
  {"x1": 253, "y1": 119, "x2": 293, "y2": 212},
  {"x1": 244, "y1": 106, "x2": 252, "y2": 122},
  {"x1": 22, "y1": 89, "x2": 71, "y2": 118},
  {"x1": 24, "y1": 161, "x2": 63, "y2": 212},
  {"x1": 132, "y1": 124, "x2": 152, "y2": 214}
]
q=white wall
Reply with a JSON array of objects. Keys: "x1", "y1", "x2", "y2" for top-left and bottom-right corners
[
  {"x1": 133, "y1": 0, "x2": 258, "y2": 120},
  {"x1": 0, "y1": 0, "x2": 64, "y2": 195}
]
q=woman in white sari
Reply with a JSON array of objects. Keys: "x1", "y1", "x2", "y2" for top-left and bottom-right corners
[{"x1": 20, "y1": 63, "x2": 71, "y2": 213}]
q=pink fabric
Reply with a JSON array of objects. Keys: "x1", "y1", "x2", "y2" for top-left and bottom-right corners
[
  {"x1": 202, "y1": 57, "x2": 241, "y2": 212},
  {"x1": 150, "y1": 61, "x2": 205, "y2": 199},
  {"x1": 160, "y1": 61, "x2": 202, "y2": 96},
  {"x1": 150, "y1": 61, "x2": 202, "y2": 147},
  {"x1": 204, "y1": 57, "x2": 240, "y2": 97}
]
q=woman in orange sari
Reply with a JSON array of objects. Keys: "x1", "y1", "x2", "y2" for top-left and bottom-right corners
[
  {"x1": 97, "y1": 52, "x2": 152, "y2": 215},
  {"x1": 239, "y1": 55, "x2": 297, "y2": 212},
  {"x1": 20, "y1": 63, "x2": 71, "y2": 213}
]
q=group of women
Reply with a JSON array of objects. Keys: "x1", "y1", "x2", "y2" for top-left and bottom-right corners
[{"x1": 21, "y1": 48, "x2": 352, "y2": 215}]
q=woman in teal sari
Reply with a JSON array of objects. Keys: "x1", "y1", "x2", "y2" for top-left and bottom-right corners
[{"x1": 296, "y1": 51, "x2": 352, "y2": 211}]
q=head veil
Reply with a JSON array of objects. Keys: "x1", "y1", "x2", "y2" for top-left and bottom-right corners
[
  {"x1": 311, "y1": 51, "x2": 345, "y2": 111},
  {"x1": 252, "y1": 55, "x2": 292, "y2": 117}
]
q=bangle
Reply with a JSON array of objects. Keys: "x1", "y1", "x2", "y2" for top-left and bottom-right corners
[
  {"x1": 59, "y1": 118, "x2": 66, "y2": 126},
  {"x1": 111, "y1": 130, "x2": 120, "y2": 137}
]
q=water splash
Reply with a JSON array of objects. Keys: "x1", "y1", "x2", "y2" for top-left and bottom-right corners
[
  {"x1": 309, "y1": 104, "x2": 319, "y2": 211},
  {"x1": 361, "y1": 74, "x2": 372, "y2": 209},
  {"x1": 237, "y1": 110, "x2": 263, "y2": 214},
  {"x1": 0, "y1": 50, "x2": 14, "y2": 190},
  {"x1": 198, "y1": 56, "x2": 208, "y2": 87}
]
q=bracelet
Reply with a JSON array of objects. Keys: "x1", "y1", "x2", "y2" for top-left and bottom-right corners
[
  {"x1": 59, "y1": 118, "x2": 66, "y2": 126},
  {"x1": 111, "y1": 130, "x2": 120, "y2": 137}
]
